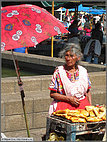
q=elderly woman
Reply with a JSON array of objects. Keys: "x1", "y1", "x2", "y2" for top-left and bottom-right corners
[{"x1": 49, "y1": 43, "x2": 92, "y2": 115}]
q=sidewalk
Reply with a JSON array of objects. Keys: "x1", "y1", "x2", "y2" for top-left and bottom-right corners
[{"x1": 1, "y1": 128, "x2": 46, "y2": 141}]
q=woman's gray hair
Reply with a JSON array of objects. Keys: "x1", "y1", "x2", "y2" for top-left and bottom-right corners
[{"x1": 59, "y1": 43, "x2": 83, "y2": 60}]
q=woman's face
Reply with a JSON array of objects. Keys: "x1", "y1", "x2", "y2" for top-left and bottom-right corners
[{"x1": 65, "y1": 50, "x2": 78, "y2": 67}]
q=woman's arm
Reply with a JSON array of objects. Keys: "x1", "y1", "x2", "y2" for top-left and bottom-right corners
[
  {"x1": 50, "y1": 90, "x2": 80, "y2": 107},
  {"x1": 86, "y1": 89, "x2": 92, "y2": 105}
]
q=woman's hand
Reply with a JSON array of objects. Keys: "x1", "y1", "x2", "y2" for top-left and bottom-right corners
[
  {"x1": 50, "y1": 90, "x2": 80, "y2": 107},
  {"x1": 67, "y1": 96, "x2": 80, "y2": 107}
]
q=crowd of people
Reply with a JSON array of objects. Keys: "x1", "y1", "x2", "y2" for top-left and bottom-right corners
[
  {"x1": 13, "y1": 12, "x2": 106, "y2": 65},
  {"x1": 63, "y1": 13, "x2": 106, "y2": 35},
  {"x1": 61, "y1": 13, "x2": 106, "y2": 64}
]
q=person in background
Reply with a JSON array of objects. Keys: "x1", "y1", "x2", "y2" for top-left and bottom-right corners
[
  {"x1": 13, "y1": 47, "x2": 28, "y2": 53},
  {"x1": 92, "y1": 18, "x2": 96, "y2": 30},
  {"x1": 84, "y1": 22, "x2": 103, "y2": 64},
  {"x1": 62, "y1": 18, "x2": 69, "y2": 30},
  {"x1": 48, "y1": 43, "x2": 91, "y2": 115},
  {"x1": 91, "y1": 22, "x2": 103, "y2": 46},
  {"x1": 68, "y1": 20, "x2": 81, "y2": 45},
  {"x1": 80, "y1": 15, "x2": 86, "y2": 30},
  {"x1": 78, "y1": 20, "x2": 83, "y2": 31},
  {"x1": 68, "y1": 20, "x2": 79, "y2": 38},
  {"x1": 103, "y1": 15, "x2": 106, "y2": 35},
  {"x1": 94, "y1": 14, "x2": 100, "y2": 24},
  {"x1": 84, "y1": 19, "x2": 91, "y2": 36},
  {"x1": 66, "y1": 14, "x2": 71, "y2": 26},
  {"x1": 89, "y1": 14, "x2": 93, "y2": 30}
]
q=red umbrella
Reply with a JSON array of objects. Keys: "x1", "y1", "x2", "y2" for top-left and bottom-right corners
[
  {"x1": 1, "y1": 4, "x2": 68, "y2": 138},
  {"x1": 1, "y1": 4, "x2": 68, "y2": 51}
]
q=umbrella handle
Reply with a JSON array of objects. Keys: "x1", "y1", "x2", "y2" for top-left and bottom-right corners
[
  {"x1": 21, "y1": 89, "x2": 30, "y2": 137},
  {"x1": 15, "y1": 59, "x2": 24, "y2": 87},
  {"x1": 11, "y1": 50, "x2": 23, "y2": 85},
  {"x1": 11, "y1": 50, "x2": 30, "y2": 137}
]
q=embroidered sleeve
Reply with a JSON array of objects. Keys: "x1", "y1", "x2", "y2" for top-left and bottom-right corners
[
  {"x1": 48, "y1": 68, "x2": 64, "y2": 94},
  {"x1": 48, "y1": 68, "x2": 59, "y2": 92},
  {"x1": 87, "y1": 73, "x2": 91, "y2": 89}
]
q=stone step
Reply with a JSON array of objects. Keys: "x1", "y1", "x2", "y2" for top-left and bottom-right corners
[
  {"x1": 1, "y1": 75, "x2": 52, "y2": 94},
  {"x1": 1, "y1": 90, "x2": 52, "y2": 132},
  {"x1": 1, "y1": 87, "x2": 106, "y2": 133},
  {"x1": 1, "y1": 90, "x2": 52, "y2": 116},
  {"x1": 1, "y1": 72, "x2": 106, "y2": 94},
  {"x1": 2, "y1": 51, "x2": 106, "y2": 74},
  {"x1": 2, "y1": 128, "x2": 46, "y2": 141},
  {"x1": 1, "y1": 85, "x2": 106, "y2": 103},
  {"x1": 88, "y1": 71, "x2": 106, "y2": 86},
  {"x1": 1, "y1": 85, "x2": 106, "y2": 116},
  {"x1": 1, "y1": 111, "x2": 48, "y2": 134}
]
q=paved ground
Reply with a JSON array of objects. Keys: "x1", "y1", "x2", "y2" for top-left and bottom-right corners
[
  {"x1": 2, "y1": 128, "x2": 46, "y2": 141},
  {"x1": 3, "y1": 127, "x2": 106, "y2": 141}
]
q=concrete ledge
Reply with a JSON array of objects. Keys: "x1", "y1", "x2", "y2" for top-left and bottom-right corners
[
  {"x1": 2, "y1": 128, "x2": 46, "y2": 141},
  {"x1": 88, "y1": 72, "x2": 106, "y2": 86},
  {"x1": 1, "y1": 72, "x2": 106, "y2": 94},
  {"x1": 3, "y1": 112, "x2": 48, "y2": 132},
  {"x1": 1, "y1": 89, "x2": 106, "y2": 132},
  {"x1": 92, "y1": 92, "x2": 106, "y2": 105},
  {"x1": 2, "y1": 51, "x2": 106, "y2": 74},
  {"x1": 1, "y1": 75, "x2": 52, "y2": 94},
  {"x1": 5, "y1": 114, "x2": 32, "y2": 131},
  {"x1": 1, "y1": 95, "x2": 52, "y2": 132},
  {"x1": 2, "y1": 51, "x2": 64, "y2": 67},
  {"x1": 1, "y1": 94, "x2": 52, "y2": 116}
]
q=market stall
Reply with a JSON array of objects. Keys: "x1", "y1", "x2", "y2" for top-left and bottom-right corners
[{"x1": 46, "y1": 105, "x2": 106, "y2": 141}]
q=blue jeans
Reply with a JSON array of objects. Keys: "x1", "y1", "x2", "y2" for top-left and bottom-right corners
[{"x1": 85, "y1": 55, "x2": 98, "y2": 64}]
